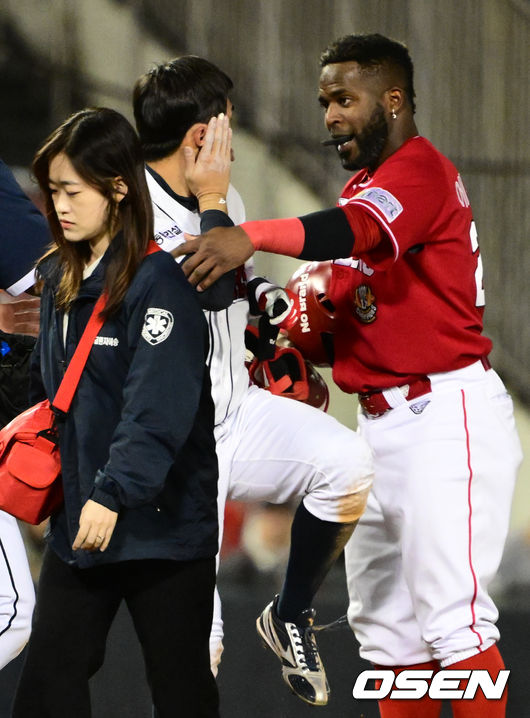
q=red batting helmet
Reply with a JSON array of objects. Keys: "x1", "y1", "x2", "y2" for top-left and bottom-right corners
[
  {"x1": 283, "y1": 261, "x2": 335, "y2": 367},
  {"x1": 248, "y1": 347, "x2": 330, "y2": 412},
  {"x1": 303, "y1": 360, "x2": 330, "y2": 412},
  {"x1": 245, "y1": 320, "x2": 330, "y2": 413}
]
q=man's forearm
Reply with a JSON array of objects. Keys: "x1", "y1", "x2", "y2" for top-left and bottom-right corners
[
  {"x1": 240, "y1": 204, "x2": 384, "y2": 261},
  {"x1": 240, "y1": 208, "x2": 354, "y2": 260}
]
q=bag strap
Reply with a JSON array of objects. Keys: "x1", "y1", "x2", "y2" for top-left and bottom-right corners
[
  {"x1": 52, "y1": 293, "x2": 107, "y2": 413},
  {"x1": 52, "y1": 241, "x2": 161, "y2": 413}
]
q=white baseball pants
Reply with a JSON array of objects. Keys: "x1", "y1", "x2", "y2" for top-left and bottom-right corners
[
  {"x1": 0, "y1": 511, "x2": 35, "y2": 669},
  {"x1": 345, "y1": 360, "x2": 522, "y2": 667},
  {"x1": 210, "y1": 384, "x2": 374, "y2": 673}
]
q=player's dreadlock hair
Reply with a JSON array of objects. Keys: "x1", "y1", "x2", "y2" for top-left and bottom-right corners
[
  {"x1": 320, "y1": 34, "x2": 416, "y2": 113},
  {"x1": 133, "y1": 56, "x2": 234, "y2": 161}
]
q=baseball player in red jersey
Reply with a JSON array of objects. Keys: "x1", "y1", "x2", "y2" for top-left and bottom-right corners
[{"x1": 177, "y1": 34, "x2": 523, "y2": 718}]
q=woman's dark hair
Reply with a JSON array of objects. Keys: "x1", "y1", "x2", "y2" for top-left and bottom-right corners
[
  {"x1": 320, "y1": 33, "x2": 416, "y2": 113},
  {"x1": 32, "y1": 107, "x2": 154, "y2": 317},
  {"x1": 133, "y1": 55, "x2": 234, "y2": 161}
]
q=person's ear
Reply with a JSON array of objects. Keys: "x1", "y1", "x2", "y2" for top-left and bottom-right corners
[
  {"x1": 113, "y1": 178, "x2": 128, "y2": 203},
  {"x1": 384, "y1": 87, "x2": 405, "y2": 119},
  {"x1": 190, "y1": 123, "x2": 208, "y2": 148}
]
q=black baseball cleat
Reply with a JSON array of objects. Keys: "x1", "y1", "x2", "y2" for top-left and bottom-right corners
[{"x1": 256, "y1": 595, "x2": 330, "y2": 706}]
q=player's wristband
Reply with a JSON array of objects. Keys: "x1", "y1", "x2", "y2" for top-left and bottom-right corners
[
  {"x1": 200, "y1": 209, "x2": 234, "y2": 232},
  {"x1": 241, "y1": 218, "x2": 305, "y2": 257},
  {"x1": 197, "y1": 193, "x2": 227, "y2": 212}
]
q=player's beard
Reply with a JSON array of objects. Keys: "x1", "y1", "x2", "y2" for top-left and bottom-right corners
[{"x1": 339, "y1": 104, "x2": 389, "y2": 172}]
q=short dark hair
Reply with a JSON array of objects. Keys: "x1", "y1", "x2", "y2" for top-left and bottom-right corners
[
  {"x1": 133, "y1": 56, "x2": 234, "y2": 161},
  {"x1": 320, "y1": 34, "x2": 416, "y2": 113}
]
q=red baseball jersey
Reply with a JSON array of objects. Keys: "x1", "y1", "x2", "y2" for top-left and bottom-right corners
[{"x1": 330, "y1": 136, "x2": 492, "y2": 394}]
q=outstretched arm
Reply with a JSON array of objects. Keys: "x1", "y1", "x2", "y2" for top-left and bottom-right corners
[{"x1": 175, "y1": 204, "x2": 384, "y2": 291}]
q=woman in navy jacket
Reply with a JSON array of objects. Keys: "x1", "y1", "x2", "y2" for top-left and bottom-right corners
[{"x1": 13, "y1": 108, "x2": 220, "y2": 718}]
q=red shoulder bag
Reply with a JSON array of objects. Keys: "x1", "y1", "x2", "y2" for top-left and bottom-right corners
[{"x1": 0, "y1": 294, "x2": 106, "y2": 524}]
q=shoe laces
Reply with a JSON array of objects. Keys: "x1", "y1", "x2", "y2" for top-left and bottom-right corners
[{"x1": 292, "y1": 624, "x2": 320, "y2": 672}]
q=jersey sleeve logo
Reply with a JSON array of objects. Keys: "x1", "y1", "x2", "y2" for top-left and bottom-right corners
[
  {"x1": 141, "y1": 308, "x2": 174, "y2": 345},
  {"x1": 353, "y1": 187, "x2": 403, "y2": 223}
]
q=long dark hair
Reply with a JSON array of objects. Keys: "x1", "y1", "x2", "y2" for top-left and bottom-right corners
[{"x1": 32, "y1": 107, "x2": 154, "y2": 317}]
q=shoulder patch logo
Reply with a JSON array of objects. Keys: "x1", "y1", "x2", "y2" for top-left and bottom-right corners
[
  {"x1": 142, "y1": 308, "x2": 174, "y2": 345},
  {"x1": 354, "y1": 187, "x2": 403, "y2": 222}
]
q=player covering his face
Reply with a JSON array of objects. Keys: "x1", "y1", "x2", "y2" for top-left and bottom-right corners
[{"x1": 133, "y1": 55, "x2": 375, "y2": 708}]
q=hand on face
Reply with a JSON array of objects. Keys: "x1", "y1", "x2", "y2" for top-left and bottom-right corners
[{"x1": 184, "y1": 113, "x2": 232, "y2": 211}]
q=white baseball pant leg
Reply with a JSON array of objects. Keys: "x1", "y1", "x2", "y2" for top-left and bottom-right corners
[
  {"x1": 345, "y1": 361, "x2": 522, "y2": 667},
  {"x1": 0, "y1": 511, "x2": 35, "y2": 669},
  {"x1": 209, "y1": 384, "x2": 374, "y2": 674}
]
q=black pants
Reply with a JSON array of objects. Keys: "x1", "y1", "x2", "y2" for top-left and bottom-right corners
[{"x1": 12, "y1": 548, "x2": 219, "y2": 718}]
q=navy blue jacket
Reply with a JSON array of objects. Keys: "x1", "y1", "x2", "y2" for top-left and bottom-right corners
[{"x1": 32, "y1": 245, "x2": 218, "y2": 568}]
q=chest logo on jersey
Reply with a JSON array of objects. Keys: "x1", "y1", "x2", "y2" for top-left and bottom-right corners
[
  {"x1": 154, "y1": 224, "x2": 182, "y2": 245},
  {"x1": 94, "y1": 336, "x2": 119, "y2": 347},
  {"x1": 142, "y1": 308, "x2": 174, "y2": 345},
  {"x1": 354, "y1": 284, "x2": 377, "y2": 324}
]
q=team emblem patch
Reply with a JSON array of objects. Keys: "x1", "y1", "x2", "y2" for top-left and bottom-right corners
[
  {"x1": 354, "y1": 187, "x2": 403, "y2": 222},
  {"x1": 354, "y1": 285, "x2": 377, "y2": 323},
  {"x1": 141, "y1": 308, "x2": 174, "y2": 345}
]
